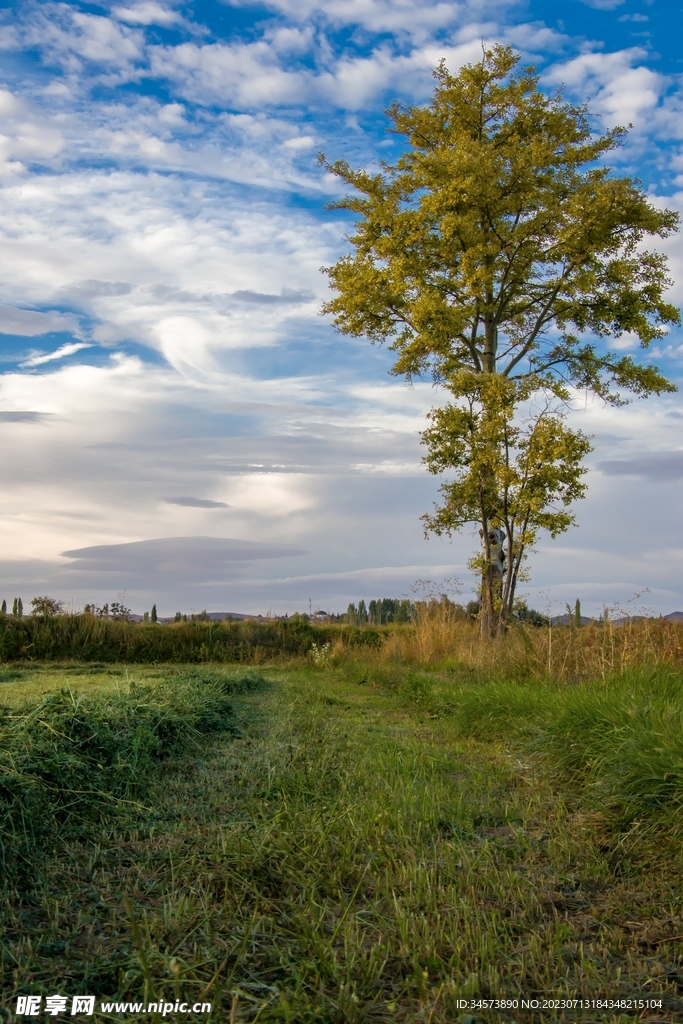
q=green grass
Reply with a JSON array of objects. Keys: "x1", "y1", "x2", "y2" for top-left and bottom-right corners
[
  {"x1": 2, "y1": 665, "x2": 683, "y2": 1022},
  {"x1": 0, "y1": 663, "x2": 172, "y2": 703},
  {"x1": 0, "y1": 667, "x2": 263, "y2": 883}
]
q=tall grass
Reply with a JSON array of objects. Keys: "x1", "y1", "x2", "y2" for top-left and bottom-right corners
[
  {"x1": 3, "y1": 607, "x2": 679, "y2": 681},
  {"x1": 0, "y1": 614, "x2": 385, "y2": 663},
  {"x1": 374, "y1": 664, "x2": 683, "y2": 832},
  {"x1": 331, "y1": 600, "x2": 683, "y2": 682}
]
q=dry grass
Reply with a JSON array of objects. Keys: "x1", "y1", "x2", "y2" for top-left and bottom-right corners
[{"x1": 329, "y1": 603, "x2": 683, "y2": 683}]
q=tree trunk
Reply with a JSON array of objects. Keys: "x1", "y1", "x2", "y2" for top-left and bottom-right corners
[{"x1": 479, "y1": 525, "x2": 505, "y2": 638}]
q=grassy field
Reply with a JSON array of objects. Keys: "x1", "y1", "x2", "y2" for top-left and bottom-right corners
[
  {"x1": 2, "y1": 661, "x2": 683, "y2": 1023},
  {"x1": 0, "y1": 663, "x2": 170, "y2": 702}
]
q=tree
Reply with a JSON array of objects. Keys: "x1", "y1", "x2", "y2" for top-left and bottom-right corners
[
  {"x1": 321, "y1": 45, "x2": 679, "y2": 635},
  {"x1": 110, "y1": 601, "x2": 131, "y2": 621},
  {"x1": 30, "y1": 596, "x2": 63, "y2": 619},
  {"x1": 1, "y1": 599, "x2": 6, "y2": 615},
  {"x1": 151, "y1": 604, "x2": 158, "y2": 624}
]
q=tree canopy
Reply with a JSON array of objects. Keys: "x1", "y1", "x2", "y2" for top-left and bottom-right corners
[
  {"x1": 321, "y1": 46, "x2": 678, "y2": 401},
  {"x1": 321, "y1": 45, "x2": 679, "y2": 633}
]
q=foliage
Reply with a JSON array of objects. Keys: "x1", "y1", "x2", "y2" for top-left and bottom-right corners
[
  {"x1": 348, "y1": 597, "x2": 413, "y2": 624},
  {"x1": 30, "y1": 596, "x2": 64, "y2": 619},
  {"x1": 421, "y1": 372, "x2": 592, "y2": 622},
  {"x1": 0, "y1": 614, "x2": 383, "y2": 663},
  {"x1": 83, "y1": 601, "x2": 131, "y2": 620},
  {"x1": 321, "y1": 45, "x2": 679, "y2": 634},
  {"x1": 309, "y1": 641, "x2": 331, "y2": 666}
]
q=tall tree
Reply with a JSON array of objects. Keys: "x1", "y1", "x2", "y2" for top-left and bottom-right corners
[
  {"x1": 321, "y1": 45, "x2": 679, "y2": 635},
  {"x1": 30, "y1": 596, "x2": 63, "y2": 619}
]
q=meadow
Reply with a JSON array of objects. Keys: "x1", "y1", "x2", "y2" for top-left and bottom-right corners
[{"x1": 2, "y1": 614, "x2": 683, "y2": 1022}]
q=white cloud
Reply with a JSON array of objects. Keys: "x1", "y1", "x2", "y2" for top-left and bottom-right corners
[
  {"x1": 149, "y1": 41, "x2": 309, "y2": 107},
  {"x1": 149, "y1": 35, "x2": 489, "y2": 111},
  {"x1": 112, "y1": 2, "x2": 183, "y2": 27},
  {"x1": 229, "y1": 0, "x2": 461, "y2": 39},
  {"x1": 577, "y1": 0, "x2": 624, "y2": 9},
  {"x1": 16, "y1": 3, "x2": 144, "y2": 81},
  {"x1": 0, "y1": 165, "x2": 339, "y2": 377},
  {"x1": 0, "y1": 88, "x2": 64, "y2": 175},
  {"x1": 19, "y1": 341, "x2": 93, "y2": 367},
  {"x1": 544, "y1": 48, "x2": 664, "y2": 127},
  {"x1": 0, "y1": 304, "x2": 82, "y2": 337}
]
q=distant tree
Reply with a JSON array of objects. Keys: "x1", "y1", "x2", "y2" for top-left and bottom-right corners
[
  {"x1": 1, "y1": 599, "x2": 6, "y2": 615},
  {"x1": 575, "y1": 598, "x2": 582, "y2": 627},
  {"x1": 143, "y1": 611, "x2": 149, "y2": 624},
  {"x1": 151, "y1": 604, "x2": 158, "y2": 624},
  {"x1": 16, "y1": 598, "x2": 23, "y2": 618},
  {"x1": 321, "y1": 45, "x2": 679, "y2": 636},
  {"x1": 513, "y1": 602, "x2": 549, "y2": 627},
  {"x1": 30, "y1": 596, "x2": 63, "y2": 619},
  {"x1": 174, "y1": 611, "x2": 182, "y2": 622},
  {"x1": 347, "y1": 603, "x2": 357, "y2": 625},
  {"x1": 110, "y1": 601, "x2": 131, "y2": 621},
  {"x1": 357, "y1": 599, "x2": 368, "y2": 625}
]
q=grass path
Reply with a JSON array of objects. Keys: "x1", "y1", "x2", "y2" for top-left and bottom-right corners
[{"x1": 3, "y1": 667, "x2": 683, "y2": 1022}]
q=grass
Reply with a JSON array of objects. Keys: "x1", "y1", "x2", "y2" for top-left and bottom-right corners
[
  {"x1": 2, "y1": 662, "x2": 683, "y2": 1022},
  {"x1": 0, "y1": 667, "x2": 262, "y2": 884},
  {"x1": 0, "y1": 663, "x2": 171, "y2": 703}
]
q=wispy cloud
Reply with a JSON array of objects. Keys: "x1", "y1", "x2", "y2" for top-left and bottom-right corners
[
  {"x1": 19, "y1": 342, "x2": 93, "y2": 368},
  {"x1": 164, "y1": 496, "x2": 230, "y2": 507}
]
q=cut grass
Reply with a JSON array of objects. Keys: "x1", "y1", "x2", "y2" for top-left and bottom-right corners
[
  {"x1": 0, "y1": 664, "x2": 173, "y2": 704},
  {"x1": 2, "y1": 666, "x2": 683, "y2": 1022},
  {"x1": 0, "y1": 667, "x2": 263, "y2": 884}
]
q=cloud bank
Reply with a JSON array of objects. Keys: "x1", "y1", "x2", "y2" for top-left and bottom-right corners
[{"x1": 0, "y1": 0, "x2": 681, "y2": 617}]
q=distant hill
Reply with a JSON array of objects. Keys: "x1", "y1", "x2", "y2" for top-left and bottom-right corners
[
  {"x1": 551, "y1": 611, "x2": 683, "y2": 627},
  {"x1": 156, "y1": 611, "x2": 256, "y2": 623},
  {"x1": 551, "y1": 614, "x2": 595, "y2": 626}
]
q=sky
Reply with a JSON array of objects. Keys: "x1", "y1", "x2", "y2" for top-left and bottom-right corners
[{"x1": 0, "y1": 0, "x2": 682, "y2": 618}]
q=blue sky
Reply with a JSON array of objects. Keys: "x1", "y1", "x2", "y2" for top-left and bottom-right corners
[{"x1": 0, "y1": 0, "x2": 682, "y2": 616}]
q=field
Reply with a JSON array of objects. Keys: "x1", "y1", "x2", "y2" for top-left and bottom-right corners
[{"x1": 2, "y1": 633, "x2": 683, "y2": 1023}]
